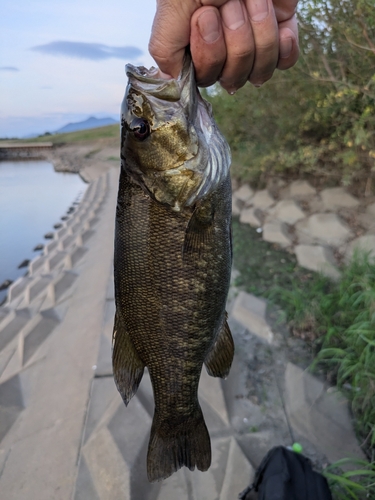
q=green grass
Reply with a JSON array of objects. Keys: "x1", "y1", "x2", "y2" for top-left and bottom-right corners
[
  {"x1": 323, "y1": 459, "x2": 375, "y2": 500},
  {"x1": 0, "y1": 124, "x2": 120, "y2": 145},
  {"x1": 232, "y1": 218, "x2": 375, "y2": 456}
]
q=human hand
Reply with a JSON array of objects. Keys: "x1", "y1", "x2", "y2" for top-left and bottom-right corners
[{"x1": 149, "y1": 0, "x2": 299, "y2": 92}]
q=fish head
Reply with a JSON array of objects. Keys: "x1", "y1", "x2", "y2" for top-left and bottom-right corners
[{"x1": 121, "y1": 57, "x2": 230, "y2": 211}]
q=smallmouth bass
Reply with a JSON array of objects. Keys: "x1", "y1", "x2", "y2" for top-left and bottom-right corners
[{"x1": 112, "y1": 56, "x2": 234, "y2": 482}]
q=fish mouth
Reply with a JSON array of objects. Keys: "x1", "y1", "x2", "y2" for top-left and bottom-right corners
[{"x1": 125, "y1": 56, "x2": 192, "y2": 102}]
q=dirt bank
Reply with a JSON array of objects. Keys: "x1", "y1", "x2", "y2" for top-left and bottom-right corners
[{"x1": 47, "y1": 135, "x2": 120, "y2": 182}]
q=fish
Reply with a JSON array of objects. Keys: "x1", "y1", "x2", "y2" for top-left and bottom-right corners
[{"x1": 112, "y1": 55, "x2": 234, "y2": 482}]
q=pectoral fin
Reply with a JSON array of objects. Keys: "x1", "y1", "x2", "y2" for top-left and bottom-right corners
[
  {"x1": 204, "y1": 315, "x2": 234, "y2": 379},
  {"x1": 183, "y1": 202, "x2": 214, "y2": 261},
  {"x1": 112, "y1": 311, "x2": 145, "y2": 405}
]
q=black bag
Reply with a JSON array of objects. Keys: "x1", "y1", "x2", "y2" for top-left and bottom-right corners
[{"x1": 238, "y1": 446, "x2": 333, "y2": 500}]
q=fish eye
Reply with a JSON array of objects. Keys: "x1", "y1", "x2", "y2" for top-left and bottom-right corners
[{"x1": 132, "y1": 119, "x2": 150, "y2": 141}]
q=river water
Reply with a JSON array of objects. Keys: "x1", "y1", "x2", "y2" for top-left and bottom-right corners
[{"x1": 0, "y1": 160, "x2": 87, "y2": 304}]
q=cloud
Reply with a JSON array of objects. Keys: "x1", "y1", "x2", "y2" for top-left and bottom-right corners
[
  {"x1": 0, "y1": 66, "x2": 19, "y2": 72},
  {"x1": 31, "y1": 41, "x2": 143, "y2": 61}
]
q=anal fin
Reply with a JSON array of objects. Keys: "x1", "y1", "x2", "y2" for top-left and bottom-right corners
[
  {"x1": 112, "y1": 311, "x2": 145, "y2": 405},
  {"x1": 204, "y1": 314, "x2": 234, "y2": 378}
]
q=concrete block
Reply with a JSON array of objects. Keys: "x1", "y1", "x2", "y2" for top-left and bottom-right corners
[
  {"x1": 54, "y1": 271, "x2": 78, "y2": 303},
  {"x1": 233, "y1": 184, "x2": 254, "y2": 203},
  {"x1": 191, "y1": 437, "x2": 231, "y2": 500},
  {"x1": 28, "y1": 275, "x2": 52, "y2": 304},
  {"x1": 231, "y1": 291, "x2": 273, "y2": 343},
  {"x1": 294, "y1": 245, "x2": 341, "y2": 280},
  {"x1": 0, "y1": 309, "x2": 31, "y2": 352},
  {"x1": 29, "y1": 255, "x2": 46, "y2": 275},
  {"x1": 49, "y1": 251, "x2": 67, "y2": 271},
  {"x1": 219, "y1": 437, "x2": 255, "y2": 500},
  {"x1": 232, "y1": 197, "x2": 242, "y2": 216},
  {"x1": 263, "y1": 220, "x2": 293, "y2": 247},
  {"x1": 239, "y1": 207, "x2": 262, "y2": 227},
  {"x1": 82, "y1": 427, "x2": 130, "y2": 500},
  {"x1": 298, "y1": 213, "x2": 352, "y2": 247},
  {"x1": 23, "y1": 309, "x2": 60, "y2": 365},
  {"x1": 0, "y1": 374, "x2": 25, "y2": 442},
  {"x1": 0, "y1": 349, "x2": 15, "y2": 379},
  {"x1": 7, "y1": 277, "x2": 33, "y2": 303},
  {"x1": 290, "y1": 180, "x2": 316, "y2": 198},
  {"x1": 95, "y1": 334, "x2": 112, "y2": 377},
  {"x1": 284, "y1": 363, "x2": 365, "y2": 463},
  {"x1": 250, "y1": 190, "x2": 275, "y2": 210},
  {"x1": 346, "y1": 235, "x2": 375, "y2": 261},
  {"x1": 199, "y1": 366, "x2": 230, "y2": 426},
  {"x1": 44, "y1": 240, "x2": 58, "y2": 255},
  {"x1": 321, "y1": 187, "x2": 360, "y2": 210},
  {"x1": 268, "y1": 199, "x2": 305, "y2": 225}
]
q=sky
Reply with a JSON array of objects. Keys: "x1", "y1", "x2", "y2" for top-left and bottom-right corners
[{"x1": 0, "y1": 0, "x2": 157, "y2": 137}]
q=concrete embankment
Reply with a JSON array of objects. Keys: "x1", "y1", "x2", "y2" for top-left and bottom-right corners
[
  {"x1": 0, "y1": 164, "x2": 366, "y2": 499},
  {"x1": 0, "y1": 143, "x2": 53, "y2": 160}
]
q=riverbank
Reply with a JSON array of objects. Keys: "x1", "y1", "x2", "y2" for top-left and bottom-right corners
[
  {"x1": 0, "y1": 126, "x2": 373, "y2": 498},
  {"x1": 0, "y1": 124, "x2": 120, "y2": 183}
]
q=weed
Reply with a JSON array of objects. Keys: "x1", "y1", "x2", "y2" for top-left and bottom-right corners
[
  {"x1": 232, "y1": 219, "x2": 375, "y2": 456},
  {"x1": 323, "y1": 458, "x2": 375, "y2": 500}
]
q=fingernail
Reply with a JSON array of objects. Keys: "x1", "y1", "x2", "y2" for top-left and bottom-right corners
[
  {"x1": 222, "y1": 0, "x2": 245, "y2": 31},
  {"x1": 280, "y1": 37, "x2": 292, "y2": 59},
  {"x1": 248, "y1": 0, "x2": 269, "y2": 22},
  {"x1": 198, "y1": 9, "x2": 221, "y2": 43}
]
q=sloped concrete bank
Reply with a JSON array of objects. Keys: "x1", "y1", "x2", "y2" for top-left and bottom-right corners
[{"x1": 0, "y1": 167, "x2": 118, "y2": 499}]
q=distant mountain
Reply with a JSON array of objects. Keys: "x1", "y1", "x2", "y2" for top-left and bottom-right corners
[{"x1": 55, "y1": 116, "x2": 118, "y2": 134}]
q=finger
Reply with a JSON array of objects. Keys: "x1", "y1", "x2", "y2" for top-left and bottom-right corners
[
  {"x1": 190, "y1": 6, "x2": 227, "y2": 87},
  {"x1": 272, "y1": 0, "x2": 298, "y2": 22},
  {"x1": 149, "y1": 1, "x2": 192, "y2": 79},
  {"x1": 245, "y1": 0, "x2": 279, "y2": 86},
  {"x1": 219, "y1": 0, "x2": 255, "y2": 93},
  {"x1": 277, "y1": 18, "x2": 299, "y2": 70}
]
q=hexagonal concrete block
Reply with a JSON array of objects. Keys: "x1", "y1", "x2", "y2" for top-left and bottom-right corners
[
  {"x1": 233, "y1": 184, "x2": 254, "y2": 203},
  {"x1": 358, "y1": 212, "x2": 375, "y2": 230},
  {"x1": 321, "y1": 187, "x2": 360, "y2": 210},
  {"x1": 290, "y1": 180, "x2": 316, "y2": 198},
  {"x1": 268, "y1": 199, "x2": 305, "y2": 225},
  {"x1": 232, "y1": 197, "x2": 242, "y2": 216},
  {"x1": 346, "y1": 235, "x2": 375, "y2": 262},
  {"x1": 231, "y1": 291, "x2": 273, "y2": 343},
  {"x1": 294, "y1": 245, "x2": 341, "y2": 280},
  {"x1": 263, "y1": 220, "x2": 293, "y2": 247},
  {"x1": 250, "y1": 190, "x2": 275, "y2": 210},
  {"x1": 284, "y1": 363, "x2": 365, "y2": 463},
  {"x1": 239, "y1": 207, "x2": 262, "y2": 227},
  {"x1": 306, "y1": 214, "x2": 353, "y2": 246}
]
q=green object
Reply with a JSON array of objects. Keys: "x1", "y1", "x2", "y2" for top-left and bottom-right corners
[{"x1": 292, "y1": 443, "x2": 303, "y2": 454}]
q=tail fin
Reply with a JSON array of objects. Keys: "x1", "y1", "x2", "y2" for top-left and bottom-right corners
[{"x1": 147, "y1": 408, "x2": 211, "y2": 482}]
